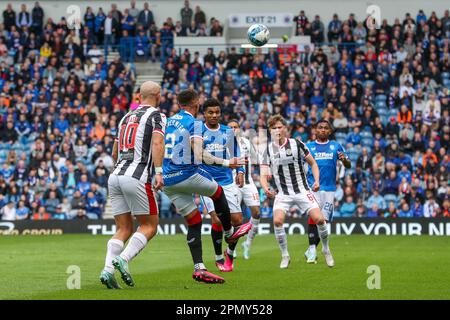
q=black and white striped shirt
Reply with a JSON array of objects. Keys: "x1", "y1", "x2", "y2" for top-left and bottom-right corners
[
  {"x1": 235, "y1": 137, "x2": 256, "y2": 185},
  {"x1": 113, "y1": 105, "x2": 166, "y2": 183},
  {"x1": 261, "y1": 138, "x2": 311, "y2": 196}
]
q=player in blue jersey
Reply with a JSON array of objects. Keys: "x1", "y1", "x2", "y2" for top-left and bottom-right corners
[
  {"x1": 163, "y1": 89, "x2": 252, "y2": 284},
  {"x1": 198, "y1": 99, "x2": 245, "y2": 272},
  {"x1": 305, "y1": 119, "x2": 351, "y2": 266}
]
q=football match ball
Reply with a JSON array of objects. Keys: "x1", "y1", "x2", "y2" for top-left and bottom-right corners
[{"x1": 247, "y1": 24, "x2": 270, "y2": 46}]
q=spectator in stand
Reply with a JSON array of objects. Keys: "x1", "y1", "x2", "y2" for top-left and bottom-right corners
[
  {"x1": 180, "y1": 0, "x2": 193, "y2": 29},
  {"x1": 194, "y1": 6, "x2": 206, "y2": 26},
  {"x1": 138, "y1": 2, "x2": 155, "y2": 32},
  {"x1": 367, "y1": 188, "x2": 387, "y2": 210},
  {"x1": 339, "y1": 196, "x2": 356, "y2": 217},
  {"x1": 294, "y1": 10, "x2": 309, "y2": 36}
]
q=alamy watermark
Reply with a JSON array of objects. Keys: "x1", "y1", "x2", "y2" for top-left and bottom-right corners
[
  {"x1": 366, "y1": 265, "x2": 381, "y2": 290},
  {"x1": 66, "y1": 265, "x2": 81, "y2": 289}
]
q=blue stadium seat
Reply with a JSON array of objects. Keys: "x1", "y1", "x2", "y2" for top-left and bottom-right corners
[
  {"x1": 380, "y1": 115, "x2": 388, "y2": 126},
  {"x1": 442, "y1": 72, "x2": 450, "y2": 80},
  {"x1": 443, "y1": 79, "x2": 450, "y2": 89},
  {"x1": 377, "y1": 108, "x2": 388, "y2": 117},
  {"x1": 360, "y1": 131, "x2": 373, "y2": 139},
  {"x1": 388, "y1": 109, "x2": 399, "y2": 119},
  {"x1": 375, "y1": 94, "x2": 387, "y2": 102},
  {"x1": 362, "y1": 137, "x2": 373, "y2": 147},
  {"x1": 384, "y1": 194, "x2": 398, "y2": 206},
  {"x1": 335, "y1": 132, "x2": 347, "y2": 139},
  {"x1": 363, "y1": 80, "x2": 375, "y2": 88},
  {"x1": 179, "y1": 82, "x2": 188, "y2": 90}
]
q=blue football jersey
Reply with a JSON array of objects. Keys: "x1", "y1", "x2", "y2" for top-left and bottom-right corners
[
  {"x1": 163, "y1": 110, "x2": 204, "y2": 186},
  {"x1": 200, "y1": 124, "x2": 244, "y2": 186},
  {"x1": 306, "y1": 140, "x2": 346, "y2": 192}
]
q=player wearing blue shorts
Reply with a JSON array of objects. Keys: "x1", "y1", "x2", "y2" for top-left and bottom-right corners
[
  {"x1": 198, "y1": 98, "x2": 246, "y2": 272},
  {"x1": 163, "y1": 89, "x2": 252, "y2": 284},
  {"x1": 305, "y1": 119, "x2": 351, "y2": 266}
]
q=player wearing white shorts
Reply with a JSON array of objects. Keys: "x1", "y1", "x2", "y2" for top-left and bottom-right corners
[
  {"x1": 162, "y1": 90, "x2": 252, "y2": 284},
  {"x1": 260, "y1": 115, "x2": 334, "y2": 269},
  {"x1": 100, "y1": 81, "x2": 166, "y2": 289},
  {"x1": 227, "y1": 119, "x2": 261, "y2": 260},
  {"x1": 305, "y1": 119, "x2": 351, "y2": 264},
  {"x1": 198, "y1": 100, "x2": 246, "y2": 272}
]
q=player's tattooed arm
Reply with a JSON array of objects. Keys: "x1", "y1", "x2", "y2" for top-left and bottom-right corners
[
  {"x1": 152, "y1": 131, "x2": 165, "y2": 191},
  {"x1": 338, "y1": 151, "x2": 352, "y2": 169},
  {"x1": 305, "y1": 154, "x2": 320, "y2": 192}
]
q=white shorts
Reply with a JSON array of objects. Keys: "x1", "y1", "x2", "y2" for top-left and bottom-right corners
[
  {"x1": 313, "y1": 191, "x2": 335, "y2": 221},
  {"x1": 201, "y1": 183, "x2": 241, "y2": 214},
  {"x1": 108, "y1": 174, "x2": 158, "y2": 216},
  {"x1": 237, "y1": 183, "x2": 260, "y2": 207},
  {"x1": 163, "y1": 171, "x2": 218, "y2": 216},
  {"x1": 273, "y1": 191, "x2": 319, "y2": 215}
]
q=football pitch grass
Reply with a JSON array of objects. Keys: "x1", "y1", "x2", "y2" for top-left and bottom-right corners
[{"x1": 1, "y1": 234, "x2": 450, "y2": 300}]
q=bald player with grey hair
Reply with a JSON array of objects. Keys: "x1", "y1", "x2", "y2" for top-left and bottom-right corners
[{"x1": 100, "y1": 81, "x2": 167, "y2": 289}]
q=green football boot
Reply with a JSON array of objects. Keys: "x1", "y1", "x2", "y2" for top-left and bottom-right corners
[
  {"x1": 112, "y1": 256, "x2": 135, "y2": 287},
  {"x1": 99, "y1": 270, "x2": 121, "y2": 289}
]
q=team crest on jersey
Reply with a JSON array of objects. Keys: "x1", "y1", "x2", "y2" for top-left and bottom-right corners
[
  {"x1": 286, "y1": 149, "x2": 292, "y2": 156},
  {"x1": 330, "y1": 145, "x2": 335, "y2": 150}
]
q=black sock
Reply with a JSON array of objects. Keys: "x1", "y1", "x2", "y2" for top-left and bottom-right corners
[
  {"x1": 308, "y1": 223, "x2": 320, "y2": 246},
  {"x1": 211, "y1": 187, "x2": 232, "y2": 231},
  {"x1": 211, "y1": 224, "x2": 223, "y2": 256},
  {"x1": 187, "y1": 222, "x2": 203, "y2": 267}
]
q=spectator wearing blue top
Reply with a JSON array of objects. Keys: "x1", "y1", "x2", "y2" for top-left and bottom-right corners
[
  {"x1": 327, "y1": 14, "x2": 342, "y2": 42},
  {"x1": 416, "y1": 10, "x2": 427, "y2": 24},
  {"x1": 16, "y1": 200, "x2": 30, "y2": 220},
  {"x1": 135, "y1": 29, "x2": 150, "y2": 59},
  {"x1": 94, "y1": 8, "x2": 107, "y2": 45},
  {"x1": 121, "y1": 9, "x2": 136, "y2": 35},
  {"x1": 340, "y1": 196, "x2": 356, "y2": 217},
  {"x1": 84, "y1": 7, "x2": 96, "y2": 32},
  {"x1": 412, "y1": 199, "x2": 424, "y2": 217},
  {"x1": 346, "y1": 126, "x2": 362, "y2": 146},
  {"x1": 86, "y1": 191, "x2": 103, "y2": 219},
  {"x1": 367, "y1": 203, "x2": 381, "y2": 218},
  {"x1": 398, "y1": 203, "x2": 413, "y2": 217},
  {"x1": 398, "y1": 164, "x2": 412, "y2": 183},
  {"x1": 384, "y1": 171, "x2": 401, "y2": 195},
  {"x1": 367, "y1": 188, "x2": 387, "y2": 210},
  {"x1": 76, "y1": 174, "x2": 92, "y2": 196}
]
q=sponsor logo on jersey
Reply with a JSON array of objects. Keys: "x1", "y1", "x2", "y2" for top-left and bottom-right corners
[
  {"x1": 314, "y1": 152, "x2": 334, "y2": 160},
  {"x1": 205, "y1": 143, "x2": 225, "y2": 153}
]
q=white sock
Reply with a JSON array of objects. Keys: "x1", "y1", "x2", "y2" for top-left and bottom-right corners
[
  {"x1": 194, "y1": 262, "x2": 206, "y2": 271},
  {"x1": 224, "y1": 226, "x2": 234, "y2": 238},
  {"x1": 227, "y1": 247, "x2": 235, "y2": 257},
  {"x1": 245, "y1": 217, "x2": 259, "y2": 247},
  {"x1": 215, "y1": 254, "x2": 224, "y2": 261},
  {"x1": 104, "y1": 239, "x2": 124, "y2": 273},
  {"x1": 309, "y1": 244, "x2": 316, "y2": 253},
  {"x1": 317, "y1": 223, "x2": 329, "y2": 252},
  {"x1": 120, "y1": 232, "x2": 148, "y2": 263},
  {"x1": 274, "y1": 226, "x2": 289, "y2": 257}
]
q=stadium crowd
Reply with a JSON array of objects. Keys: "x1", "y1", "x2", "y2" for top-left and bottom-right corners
[{"x1": 0, "y1": 1, "x2": 449, "y2": 220}]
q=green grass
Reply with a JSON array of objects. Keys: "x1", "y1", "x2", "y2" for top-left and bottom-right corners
[{"x1": 1, "y1": 234, "x2": 450, "y2": 300}]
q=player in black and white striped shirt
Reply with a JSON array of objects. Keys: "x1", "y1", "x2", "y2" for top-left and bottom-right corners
[
  {"x1": 260, "y1": 115, "x2": 334, "y2": 269},
  {"x1": 227, "y1": 119, "x2": 261, "y2": 260},
  {"x1": 100, "y1": 81, "x2": 166, "y2": 289}
]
